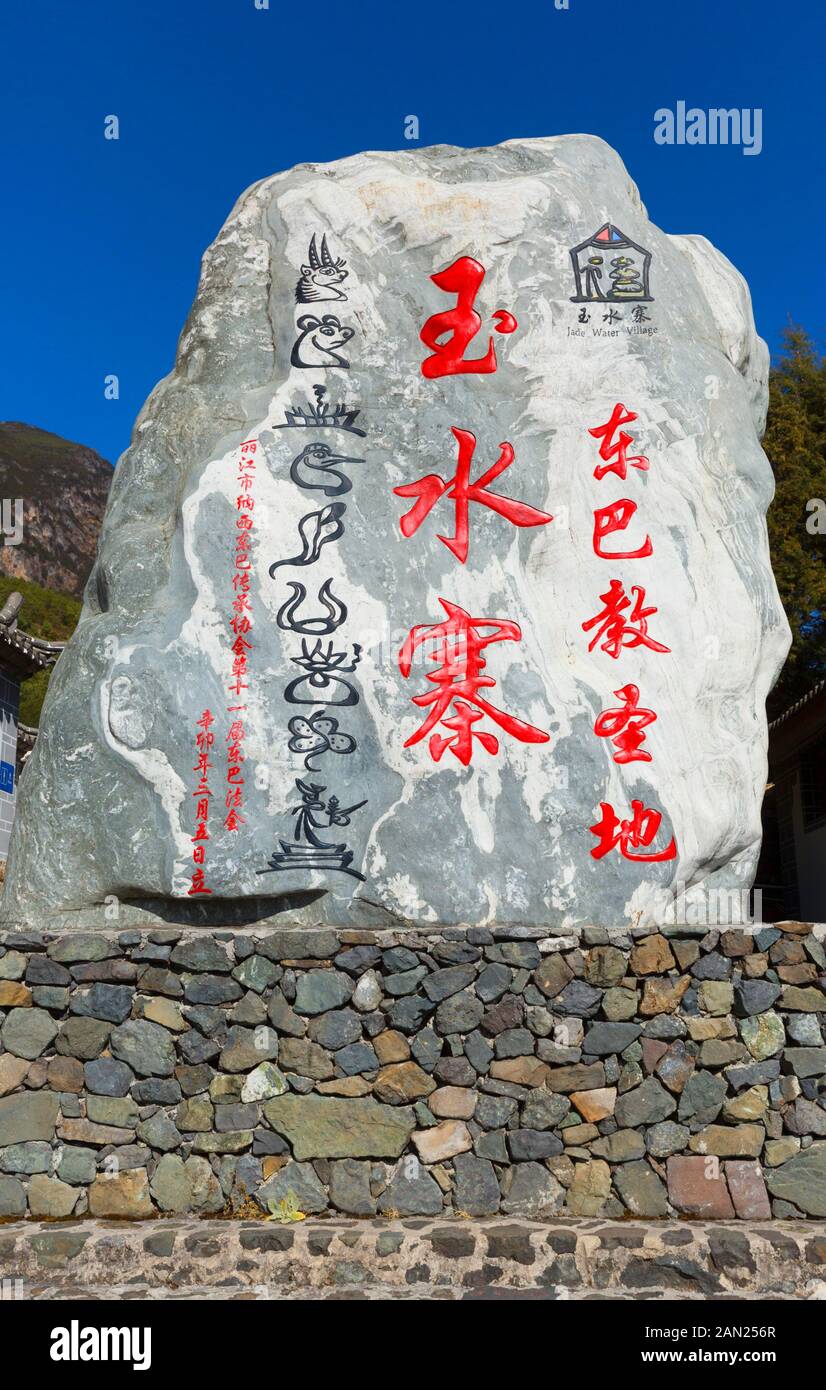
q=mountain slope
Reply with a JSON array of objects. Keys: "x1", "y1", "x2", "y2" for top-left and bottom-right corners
[{"x1": 0, "y1": 422, "x2": 112, "y2": 597}]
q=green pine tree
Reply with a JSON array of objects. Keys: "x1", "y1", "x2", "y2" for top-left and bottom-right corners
[{"x1": 763, "y1": 326, "x2": 826, "y2": 717}]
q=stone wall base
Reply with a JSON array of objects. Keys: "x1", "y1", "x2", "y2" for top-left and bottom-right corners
[
  {"x1": 1, "y1": 921, "x2": 825, "y2": 1225},
  {"x1": 1, "y1": 1217, "x2": 826, "y2": 1300}
]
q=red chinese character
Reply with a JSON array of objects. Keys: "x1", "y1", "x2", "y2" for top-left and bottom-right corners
[
  {"x1": 592, "y1": 498, "x2": 652, "y2": 560},
  {"x1": 582, "y1": 581, "x2": 670, "y2": 659},
  {"x1": 588, "y1": 403, "x2": 649, "y2": 481},
  {"x1": 394, "y1": 427, "x2": 552, "y2": 564},
  {"x1": 593, "y1": 683, "x2": 657, "y2": 763},
  {"x1": 399, "y1": 597, "x2": 550, "y2": 765},
  {"x1": 188, "y1": 868, "x2": 212, "y2": 896},
  {"x1": 420, "y1": 256, "x2": 517, "y2": 378},
  {"x1": 590, "y1": 799, "x2": 677, "y2": 862}
]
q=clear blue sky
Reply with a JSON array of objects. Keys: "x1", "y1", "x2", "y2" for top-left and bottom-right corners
[{"x1": 3, "y1": 0, "x2": 822, "y2": 466}]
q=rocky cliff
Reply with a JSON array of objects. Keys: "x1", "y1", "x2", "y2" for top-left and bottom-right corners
[{"x1": 0, "y1": 422, "x2": 112, "y2": 598}]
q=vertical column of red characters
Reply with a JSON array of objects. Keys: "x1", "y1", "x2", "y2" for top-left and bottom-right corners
[
  {"x1": 188, "y1": 710, "x2": 215, "y2": 896},
  {"x1": 225, "y1": 439, "x2": 258, "y2": 835},
  {"x1": 187, "y1": 437, "x2": 257, "y2": 897},
  {"x1": 395, "y1": 256, "x2": 553, "y2": 767},
  {"x1": 583, "y1": 404, "x2": 677, "y2": 865}
]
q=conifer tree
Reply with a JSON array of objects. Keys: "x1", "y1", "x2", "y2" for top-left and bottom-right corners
[{"x1": 763, "y1": 326, "x2": 826, "y2": 716}]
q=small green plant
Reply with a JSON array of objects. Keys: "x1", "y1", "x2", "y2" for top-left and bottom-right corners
[{"x1": 266, "y1": 1190, "x2": 306, "y2": 1223}]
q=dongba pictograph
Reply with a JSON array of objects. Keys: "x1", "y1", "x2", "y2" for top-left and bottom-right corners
[
  {"x1": 295, "y1": 233, "x2": 349, "y2": 303},
  {"x1": 260, "y1": 232, "x2": 368, "y2": 880}
]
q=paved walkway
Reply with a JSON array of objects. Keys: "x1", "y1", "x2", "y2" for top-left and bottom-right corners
[{"x1": 2, "y1": 1216, "x2": 825, "y2": 1300}]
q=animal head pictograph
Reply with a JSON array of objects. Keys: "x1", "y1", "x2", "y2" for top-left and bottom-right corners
[
  {"x1": 291, "y1": 314, "x2": 355, "y2": 369},
  {"x1": 296, "y1": 234, "x2": 349, "y2": 303}
]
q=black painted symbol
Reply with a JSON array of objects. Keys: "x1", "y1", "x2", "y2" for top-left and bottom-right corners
[
  {"x1": 274, "y1": 385, "x2": 366, "y2": 436},
  {"x1": 570, "y1": 224, "x2": 653, "y2": 304},
  {"x1": 284, "y1": 639, "x2": 362, "y2": 705},
  {"x1": 296, "y1": 234, "x2": 349, "y2": 304},
  {"x1": 276, "y1": 579, "x2": 347, "y2": 634},
  {"x1": 257, "y1": 777, "x2": 366, "y2": 881},
  {"x1": 291, "y1": 314, "x2": 355, "y2": 369},
  {"x1": 287, "y1": 712, "x2": 357, "y2": 770},
  {"x1": 269, "y1": 504, "x2": 346, "y2": 577},
  {"x1": 290, "y1": 442, "x2": 365, "y2": 497}
]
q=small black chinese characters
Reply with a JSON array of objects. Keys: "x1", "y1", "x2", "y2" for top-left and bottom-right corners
[{"x1": 258, "y1": 778, "x2": 366, "y2": 880}]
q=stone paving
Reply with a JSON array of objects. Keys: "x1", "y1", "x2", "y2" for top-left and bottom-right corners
[{"x1": 2, "y1": 1216, "x2": 826, "y2": 1300}]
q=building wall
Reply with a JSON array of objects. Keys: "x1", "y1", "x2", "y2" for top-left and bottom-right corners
[
  {"x1": 792, "y1": 775, "x2": 826, "y2": 922},
  {"x1": 0, "y1": 667, "x2": 20, "y2": 860}
]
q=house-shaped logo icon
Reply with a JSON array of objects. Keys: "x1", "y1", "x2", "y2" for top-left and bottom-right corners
[{"x1": 570, "y1": 224, "x2": 654, "y2": 303}]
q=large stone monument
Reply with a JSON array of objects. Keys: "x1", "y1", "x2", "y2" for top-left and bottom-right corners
[{"x1": 0, "y1": 135, "x2": 790, "y2": 931}]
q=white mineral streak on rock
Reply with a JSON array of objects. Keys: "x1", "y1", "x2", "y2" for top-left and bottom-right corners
[
  {"x1": 0, "y1": 136, "x2": 790, "y2": 929},
  {"x1": 98, "y1": 674, "x2": 190, "y2": 887}
]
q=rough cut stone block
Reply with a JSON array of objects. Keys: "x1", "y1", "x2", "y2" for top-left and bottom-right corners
[
  {"x1": 667, "y1": 1155, "x2": 735, "y2": 1218},
  {"x1": 724, "y1": 1160, "x2": 771, "y2": 1220},
  {"x1": 263, "y1": 1094, "x2": 413, "y2": 1160}
]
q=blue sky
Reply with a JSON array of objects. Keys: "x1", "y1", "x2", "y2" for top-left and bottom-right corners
[{"x1": 3, "y1": 0, "x2": 822, "y2": 465}]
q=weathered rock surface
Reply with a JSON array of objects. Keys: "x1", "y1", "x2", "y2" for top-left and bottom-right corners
[
  {"x1": 263, "y1": 1094, "x2": 414, "y2": 1159},
  {"x1": 0, "y1": 135, "x2": 788, "y2": 932}
]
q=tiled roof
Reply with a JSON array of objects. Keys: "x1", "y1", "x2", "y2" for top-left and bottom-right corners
[
  {"x1": 0, "y1": 593, "x2": 63, "y2": 679},
  {"x1": 0, "y1": 622, "x2": 53, "y2": 677},
  {"x1": 769, "y1": 677, "x2": 826, "y2": 731}
]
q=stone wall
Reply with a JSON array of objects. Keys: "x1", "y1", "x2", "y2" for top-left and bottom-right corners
[{"x1": 0, "y1": 920, "x2": 824, "y2": 1223}]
